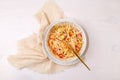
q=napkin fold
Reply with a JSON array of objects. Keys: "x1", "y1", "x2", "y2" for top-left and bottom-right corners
[{"x1": 7, "y1": 0, "x2": 76, "y2": 74}]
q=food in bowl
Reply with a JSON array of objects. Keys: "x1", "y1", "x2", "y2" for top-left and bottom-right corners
[
  {"x1": 43, "y1": 19, "x2": 87, "y2": 65},
  {"x1": 47, "y1": 22, "x2": 83, "y2": 60}
]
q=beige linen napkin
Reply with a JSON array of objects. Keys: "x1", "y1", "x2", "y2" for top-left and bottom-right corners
[{"x1": 7, "y1": 0, "x2": 76, "y2": 74}]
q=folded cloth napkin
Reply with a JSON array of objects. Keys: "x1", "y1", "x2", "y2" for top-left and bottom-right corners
[{"x1": 7, "y1": 0, "x2": 78, "y2": 74}]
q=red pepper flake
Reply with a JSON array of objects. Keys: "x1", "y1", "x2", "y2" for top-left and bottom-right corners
[
  {"x1": 53, "y1": 48, "x2": 58, "y2": 55},
  {"x1": 75, "y1": 45, "x2": 79, "y2": 52},
  {"x1": 58, "y1": 53, "x2": 64, "y2": 58}
]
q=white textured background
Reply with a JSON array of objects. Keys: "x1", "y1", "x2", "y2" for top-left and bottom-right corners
[{"x1": 0, "y1": 0, "x2": 120, "y2": 80}]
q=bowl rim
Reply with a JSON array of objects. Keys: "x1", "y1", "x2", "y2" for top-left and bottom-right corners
[{"x1": 42, "y1": 18, "x2": 87, "y2": 65}]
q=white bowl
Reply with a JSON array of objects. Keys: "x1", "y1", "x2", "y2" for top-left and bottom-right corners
[{"x1": 42, "y1": 19, "x2": 87, "y2": 65}]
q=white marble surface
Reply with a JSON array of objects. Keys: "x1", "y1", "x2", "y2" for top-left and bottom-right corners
[{"x1": 0, "y1": 0, "x2": 120, "y2": 80}]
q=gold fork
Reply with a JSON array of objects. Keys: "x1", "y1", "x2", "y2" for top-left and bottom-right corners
[{"x1": 55, "y1": 26, "x2": 90, "y2": 71}]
